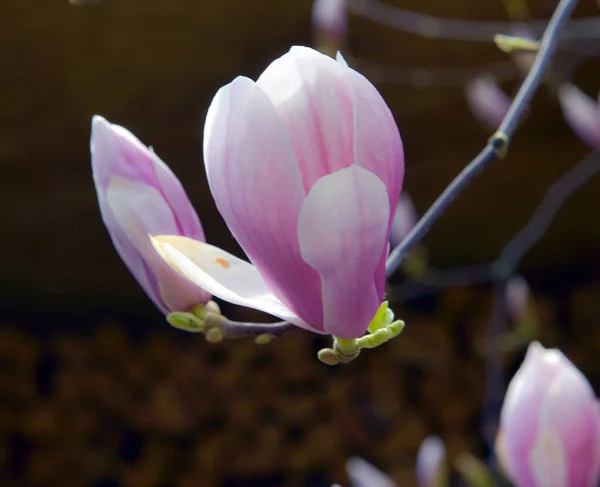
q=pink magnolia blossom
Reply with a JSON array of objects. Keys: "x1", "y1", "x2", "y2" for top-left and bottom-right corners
[
  {"x1": 346, "y1": 457, "x2": 397, "y2": 487},
  {"x1": 465, "y1": 76, "x2": 511, "y2": 129},
  {"x1": 416, "y1": 436, "x2": 446, "y2": 487},
  {"x1": 496, "y1": 342, "x2": 600, "y2": 487},
  {"x1": 389, "y1": 193, "x2": 417, "y2": 247},
  {"x1": 506, "y1": 275, "x2": 529, "y2": 323},
  {"x1": 153, "y1": 46, "x2": 404, "y2": 339},
  {"x1": 91, "y1": 116, "x2": 210, "y2": 314},
  {"x1": 557, "y1": 83, "x2": 600, "y2": 149},
  {"x1": 312, "y1": 0, "x2": 348, "y2": 44}
]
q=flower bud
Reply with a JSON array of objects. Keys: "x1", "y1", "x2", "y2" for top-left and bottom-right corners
[
  {"x1": 91, "y1": 116, "x2": 210, "y2": 313},
  {"x1": 497, "y1": 342, "x2": 600, "y2": 487}
]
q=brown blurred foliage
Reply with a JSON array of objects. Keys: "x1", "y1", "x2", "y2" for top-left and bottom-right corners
[{"x1": 1, "y1": 280, "x2": 600, "y2": 486}]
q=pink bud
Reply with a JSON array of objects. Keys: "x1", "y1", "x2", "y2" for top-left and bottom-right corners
[
  {"x1": 497, "y1": 342, "x2": 600, "y2": 487},
  {"x1": 346, "y1": 457, "x2": 397, "y2": 487},
  {"x1": 505, "y1": 275, "x2": 529, "y2": 323},
  {"x1": 416, "y1": 436, "x2": 446, "y2": 487},
  {"x1": 312, "y1": 0, "x2": 348, "y2": 46},
  {"x1": 90, "y1": 116, "x2": 210, "y2": 313},
  {"x1": 152, "y1": 47, "x2": 404, "y2": 338},
  {"x1": 557, "y1": 83, "x2": 600, "y2": 149},
  {"x1": 390, "y1": 194, "x2": 417, "y2": 247},
  {"x1": 465, "y1": 76, "x2": 511, "y2": 129}
]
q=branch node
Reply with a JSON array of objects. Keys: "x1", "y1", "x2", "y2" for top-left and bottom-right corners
[{"x1": 489, "y1": 131, "x2": 510, "y2": 158}]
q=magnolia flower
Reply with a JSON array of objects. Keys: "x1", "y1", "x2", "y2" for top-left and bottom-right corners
[
  {"x1": 496, "y1": 342, "x2": 600, "y2": 487},
  {"x1": 312, "y1": 0, "x2": 348, "y2": 46},
  {"x1": 557, "y1": 83, "x2": 600, "y2": 149},
  {"x1": 91, "y1": 116, "x2": 210, "y2": 314},
  {"x1": 154, "y1": 46, "x2": 404, "y2": 339},
  {"x1": 346, "y1": 457, "x2": 397, "y2": 487},
  {"x1": 505, "y1": 275, "x2": 529, "y2": 323},
  {"x1": 465, "y1": 76, "x2": 511, "y2": 129},
  {"x1": 389, "y1": 193, "x2": 417, "y2": 247},
  {"x1": 416, "y1": 436, "x2": 446, "y2": 487}
]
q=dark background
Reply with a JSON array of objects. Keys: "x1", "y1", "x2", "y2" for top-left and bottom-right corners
[{"x1": 2, "y1": 0, "x2": 600, "y2": 485}]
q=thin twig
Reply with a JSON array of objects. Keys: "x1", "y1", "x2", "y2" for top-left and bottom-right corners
[
  {"x1": 349, "y1": 0, "x2": 599, "y2": 42},
  {"x1": 386, "y1": 0, "x2": 580, "y2": 278},
  {"x1": 215, "y1": 319, "x2": 297, "y2": 340},
  {"x1": 391, "y1": 150, "x2": 600, "y2": 300},
  {"x1": 494, "y1": 150, "x2": 600, "y2": 277}
]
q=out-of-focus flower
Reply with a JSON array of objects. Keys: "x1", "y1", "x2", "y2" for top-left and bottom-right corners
[
  {"x1": 390, "y1": 194, "x2": 417, "y2": 247},
  {"x1": 496, "y1": 342, "x2": 600, "y2": 487},
  {"x1": 465, "y1": 76, "x2": 511, "y2": 129},
  {"x1": 506, "y1": 275, "x2": 529, "y2": 323},
  {"x1": 346, "y1": 457, "x2": 397, "y2": 487},
  {"x1": 312, "y1": 0, "x2": 348, "y2": 52},
  {"x1": 153, "y1": 46, "x2": 404, "y2": 339},
  {"x1": 91, "y1": 116, "x2": 210, "y2": 314},
  {"x1": 416, "y1": 436, "x2": 447, "y2": 487},
  {"x1": 557, "y1": 83, "x2": 600, "y2": 149}
]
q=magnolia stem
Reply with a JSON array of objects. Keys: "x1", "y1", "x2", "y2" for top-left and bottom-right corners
[
  {"x1": 208, "y1": 317, "x2": 297, "y2": 342},
  {"x1": 386, "y1": 0, "x2": 580, "y2": 278},
  {"x1": 350, "y1": 0, "x2": 598, "y2": 42}
]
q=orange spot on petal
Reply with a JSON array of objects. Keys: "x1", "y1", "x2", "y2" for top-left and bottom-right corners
[{"x1": 214, "y1": 257, "x2": 230, "y2": 269}]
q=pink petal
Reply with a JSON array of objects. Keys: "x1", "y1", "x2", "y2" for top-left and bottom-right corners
[
  {"x1": 537, "y1": 359, "x2": 599, "y2": 487},
  {"x1": 465, "y1": 77, "x2": 511, "y2": 129},
  {"x1": 335, "y1": 51, "x2": 404, "y2": 295},
  {"x1": 107, "y1": 178, "x2": 210, "y2": 311},
  {"x1": 91, "y1": 116, "x2": 204, "y2": 241},
  {"x1": 500, "y1": 342, "x2": 563, "y2": 487},
  {"x1": 297, "y1": 166, "x2": 390, "y2": 338},
  {"x1": 558, "y1": 83, "x2": 600, "y2": 149},
  {"x1": 506, "y1": 275, "x2": 529, "y2": 323},
  {"x1": 335, "y1": 51, "x2": 404, "y2": 214},
  {"x1": 346, "y1": 457, "x2": 397, "y2": 487},
  {"x1": 311, "y1": 0, "x2": 347, "y2": 38},
  {"x1": 390, "y1": 194, "x2": 417, "y2": 247},
  {"x1": 203, "y1": 75, "x2": 323, "y2": 328},
  {"x1": 256, "y1": 47, "x2": 356, "y2": 193},
  {"x1": 151, "y1": 236, "x2": 312, "y2": 331}
]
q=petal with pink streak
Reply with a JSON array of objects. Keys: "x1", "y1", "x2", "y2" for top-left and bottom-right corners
[
  {"x1": 336, "y1": 52, "x2": 404, "y2": 212},
  {"x1": 558, "y1": 84, "x2": 600, "y2": 149},
  {"x1": 108, "y1": 177, "x2": 210, "y2": 311},
  {"x1": 537, "y1": 359, "x2": 599, "y2": 487},
  {"x1": 148, "y1": 147, "x2": 205, "y2": 241},
  {"x1": 256, "y1": 46, "x2": 356, "y2": 192},
  {"x1": 335, "y1": 52, "x2": 404, "y2": 296},
  {"x1": 91, "y1": 116, "x2": 204, "y2": 241},
  {"x1": 346, "y1": 457, "x2": 397, "y2": 487},
  {"x1": 152, "y1": 236, "x2": 313, "y2": 331},
  {"x1": 203, "y1": 75, "x2": 323, "y2": 327},
  {"x1": 297, "y1": 166, "x2": 389, "y2": 338}
]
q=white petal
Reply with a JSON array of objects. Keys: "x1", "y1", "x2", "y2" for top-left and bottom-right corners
[
  {"x1": 151, "y1": 236, "x2": 312, "y2": 330},
  {"x1": 529, "y1": 432, "x2": 567, "y2": 487}
]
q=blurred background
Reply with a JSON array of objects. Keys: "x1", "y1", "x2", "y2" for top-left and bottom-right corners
[{"x1": 2, "y1": 0, "x2": 600, "y2": 485}]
